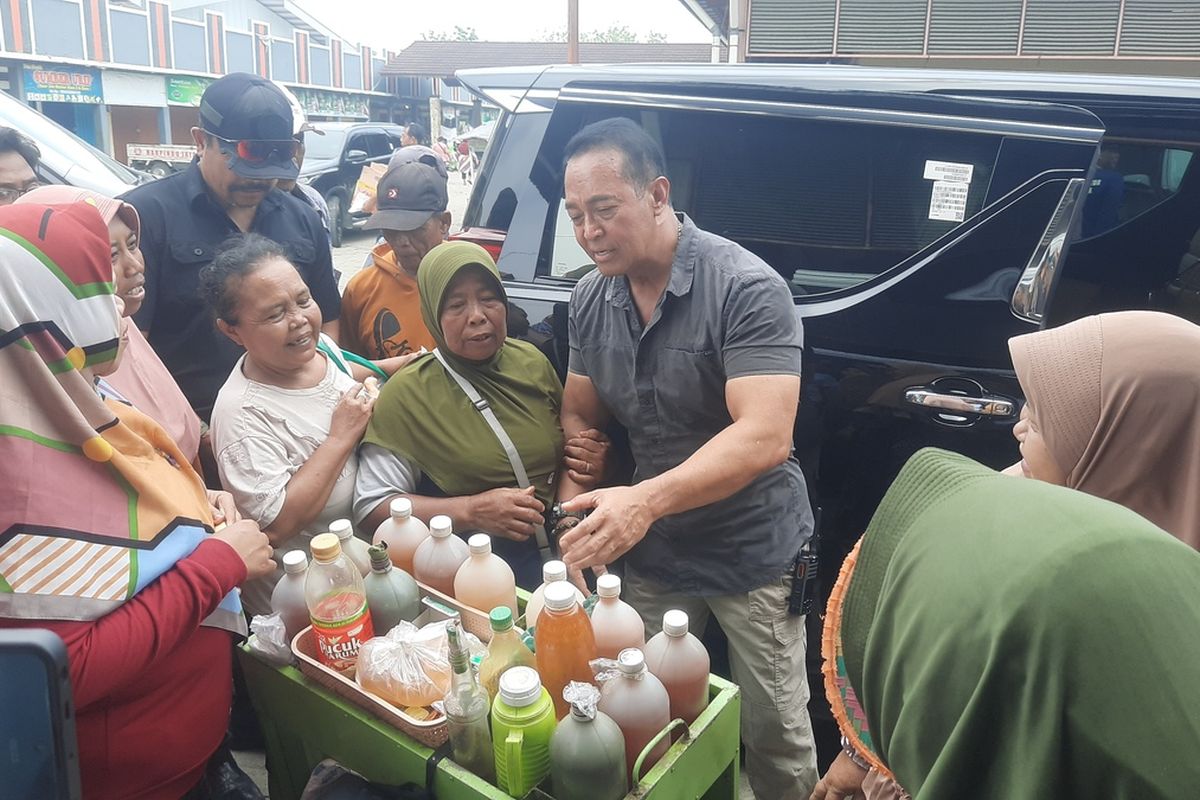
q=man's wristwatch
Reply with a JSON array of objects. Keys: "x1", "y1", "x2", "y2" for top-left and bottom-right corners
[{"x1": 841, "y1": 735, "x2": 872, "y2": 770}]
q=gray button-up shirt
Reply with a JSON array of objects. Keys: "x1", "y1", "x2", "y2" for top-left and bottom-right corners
[{"x1": 568, "y1": 214, "x2": 813, "y2": 596}]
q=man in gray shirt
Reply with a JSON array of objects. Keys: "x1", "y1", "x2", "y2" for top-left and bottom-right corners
[{"x1": 556, "y1": 118, "x2": 818, "y2": 798}]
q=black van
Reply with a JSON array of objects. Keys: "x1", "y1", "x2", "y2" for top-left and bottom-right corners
[{"x1": 449, "y1": 63, "x2": 1200, "y2": 759}]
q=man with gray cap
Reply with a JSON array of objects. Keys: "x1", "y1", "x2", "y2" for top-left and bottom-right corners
[
  {"x1": 339, "y1": 146, "x2": 450, "y2": 359},
  {"x1": 122, "y1": 72, "x2": 340, "y2": 422}
]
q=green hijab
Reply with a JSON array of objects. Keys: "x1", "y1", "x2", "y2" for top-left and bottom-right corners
[
  {"x1": 842, "y1": 448, "x2": 1200, "y2": 799},
  {"x1": 363, "y1": 241, "x2": 563, "y2": 507}
]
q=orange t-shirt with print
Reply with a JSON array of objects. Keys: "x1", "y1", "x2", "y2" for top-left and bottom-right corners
[{"x1": 340, "y1": 242, "x2": 438, "y2": 359}]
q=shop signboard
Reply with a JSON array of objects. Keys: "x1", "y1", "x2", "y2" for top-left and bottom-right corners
[
  {"x1": 24, "y1": 65, "x2": 103, "y2": 104},
  {"x1": 166, "y1": 76, "x2": 212, "y2": 107},
  {"x1": 293, "y1": 88, "x2": 369, "y2": 119}
]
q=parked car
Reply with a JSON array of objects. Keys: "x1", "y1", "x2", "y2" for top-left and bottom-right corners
[
  {"x1": 0, "y1": 90, "x2": 146, "y2": 194},
  {"x1": 296, "y1": 121, "x2": 406, "y2": 247},
  {"x1": 451, "y1": 63, "x2": 1200, "y2": 763}
]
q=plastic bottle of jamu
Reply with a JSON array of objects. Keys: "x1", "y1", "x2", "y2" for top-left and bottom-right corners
[
  {"x1": 330, "y1": 518, "x2": 371, "y2": 577},
  {"x1": 598, "y1": 648, "x2": 671, "y2": 784},
  {"x1": 549, "y1": 681, "x2": 628, "y2": 800},
  {"x1": 362, "y1": 543, "x2": 422, "y2": 635},
  {"x1": 643, "y1": 609, "x2": 710, "y2": 724},
  {"x1": 305, "y1": 532, "x2": 374, "y2": 672},
  {"x1": 479, "y1": 606, "x2": 537, "y2": 701},
  {"x1": 524, "y1": 560, "x2": 584, "y2": 628},
  {"x1": 270, "y1": 549, "x2": 310, "y2": 642},
  {"x1": 590, "y1": 574, "x2": 645, "y2": 660},
  {"x1": 412, "y1": 515, "x2": 470, "y2": 597},
  {"x1": 534, "y1": 582, "x2": 597, "y2": 719},
  {"x1": 371, "y1": 497, "x2": 429, "y2": 574},
  {"x1": 454, "y1": 533, "x2": 518, "y2": 615}
]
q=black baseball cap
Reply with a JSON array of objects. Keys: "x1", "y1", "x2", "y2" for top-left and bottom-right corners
[
  {"x1": 199, "y1": 73, "x2": 297, "y2": 180},
  {"x1": 363, "y1": 161, "x2": 449, "y2": 232}
]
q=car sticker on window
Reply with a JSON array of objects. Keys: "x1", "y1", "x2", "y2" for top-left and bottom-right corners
[{"x1": 924, "y1": 160, "x2": 974, "y2": 223}]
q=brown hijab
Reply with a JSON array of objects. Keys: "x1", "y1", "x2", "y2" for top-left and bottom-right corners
[{"x1": 1009, "y1": 310, "x2": 1200, "y2": 548}]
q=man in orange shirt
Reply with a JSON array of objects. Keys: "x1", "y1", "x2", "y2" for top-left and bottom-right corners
[{"x1": 340, "y1": 157, "x2": 449, "y2": 358}]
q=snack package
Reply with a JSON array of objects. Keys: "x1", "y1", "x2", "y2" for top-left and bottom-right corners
[
  {"x1": 355, "y1": 619, "x2": 481, "y2": 708},
  {"x1": 349, "y1": 163, "x2": 387, "y2": 215}
]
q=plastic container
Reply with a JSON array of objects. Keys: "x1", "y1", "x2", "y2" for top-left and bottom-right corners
[
  {"x1": 549, "y1": 682, "x2": 628, "y2": 800},
  {"x1": 491, "y1": 666, "x2": 557, "y2": 798},
  {"x1": 534, "y1": 582, "x2": 597, "y2": 719},
  {"x1": 598, "y1": 648, "x2": 671, "y2": 784},
  {"x1": 363, "y1": 544, "x2": 422, "y2": 636},
  {"x1": 643, "y1": 609, "x2": 711, "y2": 725},
  {"x1": 524, "y1": 560, "x2": 583, "y2": 628},
  {"x1": 305, "y1": 532, "x2": 375, "y2": 672},
  {"x1": 478, "y1": 607, "x2": 537, "y2": 701},
  {"x1": 590, "y1": 574, "x2": 646, "y2": 660},
  {"x1": 270, "y1": 549, "x2": 310, "y2": 642},
  {"x1": 331, "y1": 518, "x2": 372, "y2": 577},
  {"x1": 412, "y1": 515, "x2": 470, "y2": 598},
  {"x1": 454, "y1": 534, "x2": 518, "y2": 616},
  {"x1": 371, "y1": 497, "x2": 430, "y2": 574},
  {"x1": 445, "y1": 621, "x2": 496, "y2": 782}
]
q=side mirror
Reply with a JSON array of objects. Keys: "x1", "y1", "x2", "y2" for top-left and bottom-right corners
[{"x1": 345, "y1": 149, "x2": 368, "y2": 164}]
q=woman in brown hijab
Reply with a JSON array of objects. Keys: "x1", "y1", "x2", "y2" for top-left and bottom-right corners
[
  {"x1": 812, "y1": 310, "x2": 1200, "y2": 800},
  {"x1": 1007, "y1": 310, "x2": 1200, "y2": 548}
]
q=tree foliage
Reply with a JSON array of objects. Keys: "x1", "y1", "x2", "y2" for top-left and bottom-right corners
[{"x1": 422, "y1": 26, "x2": 479, "y2": 41}]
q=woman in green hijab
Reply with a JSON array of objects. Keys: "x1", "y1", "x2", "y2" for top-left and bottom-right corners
[
  {"x1": 355, "y1": 241, "x2": 608, "y2": 587},
  {"x1": 816, "y1": 448, "x2": 1200, "y2": 800}
]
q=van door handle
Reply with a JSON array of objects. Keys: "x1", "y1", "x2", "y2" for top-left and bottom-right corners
[{"x1": 905, "y1": 389, "x2": 1017, "y2": 418}]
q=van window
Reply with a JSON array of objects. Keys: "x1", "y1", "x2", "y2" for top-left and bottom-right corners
[
  {"x1": 1081, "y1": 140, "x2": 1197, "y2": 238},
  {"x1": 545, "y1": 104, "x2": 999, "y2": 295}
]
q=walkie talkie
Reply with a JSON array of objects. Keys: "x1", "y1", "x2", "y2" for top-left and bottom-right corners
[{"x1": 787, "y1": 508, "x2": 821, "y2": 616}]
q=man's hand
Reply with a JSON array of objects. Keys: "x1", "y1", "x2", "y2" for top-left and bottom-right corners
[
  {"x1": 809, "y1": 751, "x2": 868, "y2": 800},
  {"x1": 563, "y1": 428, "x2": 610, "y2": 488},
  {"x1": 558, "y1": 484, "x2": 658, "y2": 572},
  {"x1": 206, "y1": 489, "x2": 241, "y2": 527}
]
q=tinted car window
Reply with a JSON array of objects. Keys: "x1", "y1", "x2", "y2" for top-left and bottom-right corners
[
  {"x1": 1080, "y1": 139, "x2": 1196, "y2": 238},
  {"x1": 362, "y1": 132, "x2": 393, "y2": 159},
  {"x1": 543, "y1": 104, "x2": 999, "y2": 295},
  {"x1": 305, "y1": 129, "x2": 347, "y2": 161}
]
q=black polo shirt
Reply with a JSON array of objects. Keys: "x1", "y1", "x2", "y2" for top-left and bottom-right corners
[{"x1": 121, "y1": 164, "x2": 340, "y2": 421}]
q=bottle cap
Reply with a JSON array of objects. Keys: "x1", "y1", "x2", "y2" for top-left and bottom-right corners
[
  {"x1": 498, "y1": 666, "x2": 542, "y2": 707},
  {"x1": 489, "y1": 606, "x2": 514, "y2": 632},
  {"x1": 563, "y1": 681, "x2": 601, "y2": 721},
  {"x1": 281, "y1": 550, "x2": 308, "y2": 574},
  {"x1": 310, "y1": 533, "x2": 341, "y2": 562},
  {"x1": 617, "y1": 648, "x2": 645, "y2": 675},
  {"x1": 468, "y1": 533, "x2": 492, "y2": 555},
  {"x1": 596, "y1": 573, "x2": 621, "y2": 598},
  {"x1": 389, "y1": 497, "x2": 413, "y2": 519},
  {"x1": 663, "y1": 609, "x2": 689, "y2": 637},
  {"x1": 543, "y1": 581, "x2": 578, "y2": 612},
  {"x1": 368, "y1": 544, "x2": 391, "y2": 571},
  {"x1": 543, "y1": 560, "x2": 568, "y2": 583},
  {"x1": 329, "y1": 519, "x2": 353, "y2": 540},
  {"x1": 429, "y1": 515, "x2": 452, "y2": 538}
]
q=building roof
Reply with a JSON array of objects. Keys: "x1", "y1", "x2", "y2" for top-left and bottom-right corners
[
  {"x1": 679, "y1": 0, "x2": 730, "y2": 39},
  {"x1": 381, "y1": 40, "x2": 721, "y2": 77}
]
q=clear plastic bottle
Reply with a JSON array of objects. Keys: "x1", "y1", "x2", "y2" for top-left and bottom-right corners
[
  {"x1": 598, "y1": 648, "x2": 671, "y2": 785},
  {"x1": 550, "y1": 682, "x2": 628, "y2": 800},
  {"x1": 270, "y1": 549, "x2": 310, "y2": 642},
  {"x1": 363, "y1": 544, "x2": 422, "y2": 635},
  {"x1": 590, "y1": 574, "x2": 646, "y2": 660},
  {"x1": 330, "y1": 518, "x2": 371, "y2": 577},
  {"x1": 643, "y1": 610, "x2": 711, "y2": 724},
  {"x1": 444, "y1": 620, "x2": 496, "y2": 782},
  {"x1": 524, "y1": 560, "x2": 583, "y2": 628},
  {"x1": 479, "y1": 606, "x2": 537, "y2": 701},
  {"x1": 454, "y1": 533, "x2": 518, "y2": 616},
  {"x1": 534, "y1": 582, "x2": 597, "y2": 720},
  {"x1": 305, "y1": 532, "x2": 375, "y2": 672},
  {"x1": 412, "y1": 515, "x2": 470, "y2": 597},
  {"x1": 371, "y1": 497, "x2": 430, "y2": 574}
]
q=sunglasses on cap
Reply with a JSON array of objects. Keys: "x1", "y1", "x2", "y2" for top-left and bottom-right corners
[{"x1": 209, "y1": 133, "x2": 299, "y2": 165}]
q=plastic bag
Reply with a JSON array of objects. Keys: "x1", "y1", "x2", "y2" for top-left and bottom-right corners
[
  {"x1": 355, "y1": 619, "x2": 482, "y2": 708},
  {"x1": 246, "y1": 613, "x2": 293, "y2": 667}
]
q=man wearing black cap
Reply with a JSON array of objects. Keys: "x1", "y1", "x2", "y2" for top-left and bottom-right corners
[
  {"x1": 122, "y1": 72, "x2": 340, "y2": 422},
  {"x1": 338, "y1": 153, "x2": 449, "y2": 360}
]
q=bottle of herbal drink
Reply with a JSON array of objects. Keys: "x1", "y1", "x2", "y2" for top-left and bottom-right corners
[{"x1": 304, "y1": 532, "x2": 374, "y2": 672}]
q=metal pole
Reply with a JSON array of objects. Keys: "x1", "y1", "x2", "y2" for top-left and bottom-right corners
[{"x1": 568, "y1": 0, "x2": 580, "y2": 64}]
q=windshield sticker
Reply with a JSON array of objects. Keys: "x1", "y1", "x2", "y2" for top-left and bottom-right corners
[
  {"x1": 924, "y1": 160, "x2": 974, "y2": 183},
  {"x1": 929, "y1": 180, "x2": 969, "y2": 222}
]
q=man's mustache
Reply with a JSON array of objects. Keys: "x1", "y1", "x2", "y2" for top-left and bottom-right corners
[{"x1": 230, "y1": 181, "x2": 273, "y2": 193}]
